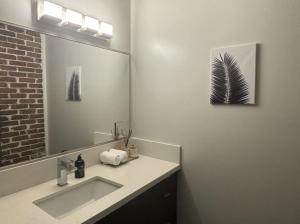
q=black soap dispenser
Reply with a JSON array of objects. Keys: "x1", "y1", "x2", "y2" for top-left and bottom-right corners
[{"x1": 75, "y1": 154, "x2": 85, "y2": 178}]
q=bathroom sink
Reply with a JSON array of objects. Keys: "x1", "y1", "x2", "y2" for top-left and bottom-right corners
[{"x1": 33, "y1": 176, "x2": 122, "y2": 219}]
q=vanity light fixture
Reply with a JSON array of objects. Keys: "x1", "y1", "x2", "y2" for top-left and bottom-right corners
[
  {"x1": 78, "y1": 16, "x2": 99, "y2": 35},
  {"x1": 37, "y1": 0, "x2": 113, "y2": 40},
  {"x1": 96, "y1": 22, "x2": 113, "y2": 39},
  {"x1": 37, "y1": 0, "x2": 63, "y2": 24},
  {"x1": 60, "y1": 9, "x2": 83, "y2": 29}
]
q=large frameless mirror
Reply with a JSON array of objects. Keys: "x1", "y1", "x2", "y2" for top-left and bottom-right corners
[{"x1": 0, "y1": 21, "x2": 130, "y2": 168}]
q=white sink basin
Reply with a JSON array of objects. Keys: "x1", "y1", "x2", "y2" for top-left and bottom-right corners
[{"x1": 33, "y1": 176, "x2": 122, "y2": 219}]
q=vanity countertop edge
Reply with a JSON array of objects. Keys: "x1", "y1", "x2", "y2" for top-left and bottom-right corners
[{"x1": 0, "y1": 155, "x2": 180, "y2": 224}]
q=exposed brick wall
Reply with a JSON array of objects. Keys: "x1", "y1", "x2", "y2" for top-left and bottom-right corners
[{"x1": 0, "y1": 23, "x2": 46, "y2": 167}]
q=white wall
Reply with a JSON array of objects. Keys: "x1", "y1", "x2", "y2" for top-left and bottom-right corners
[
  {"x1": 131, "y1": 0, "x2": 300, "y2": 223},
  {"x1": 0, "y1": 0, "x2": 130, "y2": 52}
]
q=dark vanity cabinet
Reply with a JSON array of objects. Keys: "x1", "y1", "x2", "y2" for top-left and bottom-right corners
[{"x1": 95, "y1": 173, "x2": 177, "y2": 224}]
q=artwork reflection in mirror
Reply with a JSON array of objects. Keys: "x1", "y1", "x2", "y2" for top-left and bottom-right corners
[{"x1": 0, "y1": 22, "x2": 129, "y2": 168}]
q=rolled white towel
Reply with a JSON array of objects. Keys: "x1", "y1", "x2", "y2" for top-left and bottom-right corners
[
  {"x1": 100, "y1": 151, "x2": 121, "y2": 166},
  {"x1": 109, "y1": 149, "x2": 128, "y2": 163}
]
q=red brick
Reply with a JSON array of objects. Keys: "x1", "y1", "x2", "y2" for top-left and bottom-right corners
[
  {"x1": 13, "y1": 156, "x2": 30, "y2": 163},
  {"x1": 20, "y1": 99, "x2": 35, "y2": 103},
  {"x1": 0, "y1": 29, "x2": 15, "y2": 37},
  {"x1": 26, "y1": 41, "x2": 40, "y2": 48},
  {"x1": 2, "y1": 154, "x2": 19, "y2": 160},
  {"x1": 29, "y1": 83, "x2": 42, "y2": 88},
  {"x1": 11, "y1": 125, "x2": 27, "y2": 131},
  {"x1": 0, "y1": 41, "x2": 16, "y2": 49},
  {"x1": 26, "y1": 30, "x2": 40, "y2": 37},
  {"x1": 27, "y1": 62, "x2": 41, "y2": 68},
  {"x1": 0, "y1": 127, "x2": 9, "y2": 133},
  {"x1": 20, "y1": 109, "x2": 36, "y2": 114},
  {"x1": 20, "y1": 88, "x2": 35, "y2": 93},
  {"x1": 10, "y1": 83, "x2": 27, "y2": 88},
  {"x1": 21, "y1": 150, "x2": 38, "y2": 156},
  {"x1": 11, "y1": 146, "x2": 30, "y2": 153},
  {"x1": 9, "y1": 60, "x2": 26, "y2": 66},
  {"x1": 35, "y1": 58, "x2": 42, "y2": 63},
  {"x1": 22, "y1": 138, "x2": 42, "y2": 145},
  {"x1": 0, "y1": 88, "x2": 17, "y2": 93},
  {"x1": 1, "y1": 120, "x2": 18, "y2": 126},
  {"x1": 20, "y1": 119, "x2": 36, "y2": 124},
  {"x1": 0, "y1": 47, "x2": 6, "y2": 53},
  {"x1": 0, "y1": 99, "x2": 17, "y2": 104},
  {"x1": 29, "y1": 94, "x2": 42, "y2": 98},
  {"x1": 31, "y1": 133, "x2": 45, "y2": 139},
  {"x1": 29, "y1": 104, "x2": 43, "y2": 108},
  {"x1": 0, "y1": 70, "x2": 8, "y2": 76},
  {"x1": 8, "y1": 48, "x2": 26, "y2": 55},
  {"x1": 18, "y1": 67, "x2": 35, "y2": 72},
  {"x1": 1, "y1": 131, "x2": 19, "y2": 138},
  {"x1": 0, "y1": 65, "x2": 17, "y2": 71},
  {"x1": 7, "y1": 37, "x2": 25, "y2": 45},
  {"x1": 11, "y1": 114, "x2": 28, "y2": 120},
  {"x1": 1, "y1": 138, "x2": 10, "y2": 144},
  {"x1": 0, "y1": 59, "x2": 7, "y2": 64},
  {"x1": 0, "y1": 76, "x2": 16, "y2": 82},
  {"x1": 1, "y1": 161, "x2": 13, "y2": 166},
  {"x1": 34, "y1": 37, "x2": 41, "y2": 43},
  {"x1": 30, "y1": 114, "x2": 43, "y2": 119},
  {"x1": 30, "y1": 124, "x2": 44, "y2": 129},
  {"x1": 19, "y1": 77, "x2": 35, "y2": 83},
  {"x1": 0, "y1": 82, "x2": 8, "y2": 87},
  {"x1": 11, "y1": 104, "x2": 29, "y2": 109},
  {"x1": 10, "y1": 93, "x2": 27, "y2": 98},
  {"x1": 9, "y1": 71, "x2": 27, "y2": 77},
  {"x1": 17, "y1": 33, "x2": 34, "y2": 41},
  {"x1": 27, "y1": 73, "x2": 42, "y2": 78},
  {"x1": 7, "y1": 25, "x2": 24, "y2": 33},
  {"x1": 17, "y1": 55, "x2": 34, "y2": 62},
  {"x1": 1, "y1": 142, "x2": 19, "y2": 149},
  {"x1": 0, "y1": 104, "x2": 9, "y2": 109},
  {"x1": 0, "y1": 110, "x2": 18, "y2": 115},
  {"x1": 17, "y1": 45, "x2": 34, "y2": 52},
  {"x1": 27, "y1": 52, "x2": 41, "y2": 58},
  {"x1": 30, "y1": 142, "x2": 45, "y2": 149},
  {"x1": 0, "y1": 53, "x2": 16, "y2": 60}
]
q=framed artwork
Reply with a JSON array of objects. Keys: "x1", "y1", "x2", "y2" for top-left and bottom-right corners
[
  {"x1": 210, "y1": 43, "x2": 257, "y2": 104},
  {"x1": 65, "y1": 66, "x2": 82, "y2": 101}
]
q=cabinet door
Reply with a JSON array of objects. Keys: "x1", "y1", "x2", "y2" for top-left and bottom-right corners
[
  {"x1": 95, "y1": 173, "x2": 177, "y2": 224},
  {"x1": 146, "y1": 174, "x2": 177, "y2": 224}
]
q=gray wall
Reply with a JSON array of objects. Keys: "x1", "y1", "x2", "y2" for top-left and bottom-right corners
[
  {"x1": 0, "y1": 0, "x2": 130, "y2": 52},
  {"x1": 45, "y1": 35, "x2": 129, "y2": 154},
  {"x1": 131, "y1": 0, "x2": 300, "y2": 224}
]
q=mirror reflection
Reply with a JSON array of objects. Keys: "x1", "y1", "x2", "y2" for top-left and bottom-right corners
[{"x1": 0, "y1": 21, "x2": 130, "y2": 167}]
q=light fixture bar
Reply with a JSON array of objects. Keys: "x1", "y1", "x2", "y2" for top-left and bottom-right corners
[
  {"x1": 37, "y1": 0, "x2": 113, "y2": 40},
  {"x1": 37, "y1": 0, "x2": 63, "y2": 24},
  {"x1": 78, "y1": 16, "x2": 99, "y2": 34},
  {"x1": 59, "y1": 9, "x2": 83, "y2": 29},
  {"x1": 96, "y1": 22, "x2": 113, "y2": 39}
]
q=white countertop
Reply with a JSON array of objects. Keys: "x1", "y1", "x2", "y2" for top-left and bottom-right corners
[{"x1": 0, "y1": 155, "x2": 180, "y2": 224}]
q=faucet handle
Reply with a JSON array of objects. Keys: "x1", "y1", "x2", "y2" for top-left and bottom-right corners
[{"x1": 58, "y1": 157, "x2": 75, "y2": 170}]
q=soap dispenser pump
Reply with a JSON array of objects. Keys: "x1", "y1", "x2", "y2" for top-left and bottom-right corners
[{"x1": 75, "y1": 154, "x2": 85, "y2": 178}]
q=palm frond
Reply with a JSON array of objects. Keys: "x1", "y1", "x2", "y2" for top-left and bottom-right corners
[{"x1": 210, "y1": 52, "x2": 249, "y2": 104}]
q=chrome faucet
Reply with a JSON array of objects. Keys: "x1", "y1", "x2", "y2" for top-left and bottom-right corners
[{"x1": 57, "y1": 157, "x2": 75, "y2": 186}]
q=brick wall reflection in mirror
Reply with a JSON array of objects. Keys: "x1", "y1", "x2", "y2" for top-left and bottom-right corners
[{"x1": 0, "y1": 22, "x2": 46, "y2": 167}]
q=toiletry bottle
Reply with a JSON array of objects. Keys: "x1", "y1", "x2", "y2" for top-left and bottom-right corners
[{"x1": 75, "y1": 154, "x2": 85, "y2": 178}]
